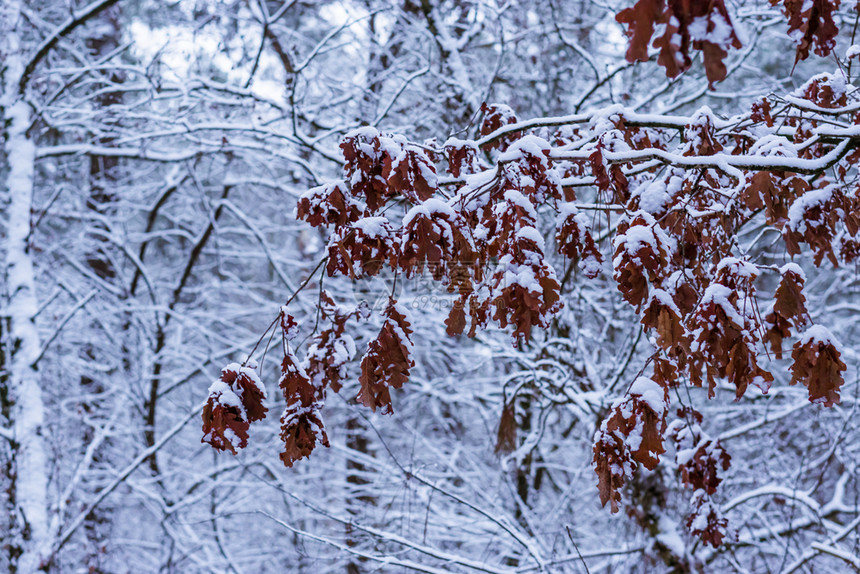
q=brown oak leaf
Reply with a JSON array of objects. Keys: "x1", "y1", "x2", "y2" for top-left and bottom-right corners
[
  {"x1": 279, "y1": 351, "x2": 329, "y2": 467},
  {"x1": 357, "y1": 299, "x2": 415, "y2": 414},
  {"x1": 789, "y1": 325, "x2": 847, "y2": 406},
  {"x1": 593, "y1": 377, "x2": 668, "y2": 513},
  {"x1": 202, "y1": 362, "x2": 267, "y2": 454}
]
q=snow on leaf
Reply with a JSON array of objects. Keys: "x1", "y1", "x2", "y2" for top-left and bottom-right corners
[
  {"x1": 790, "y1": 324, "x2": 847, "y2": 406},
  {"x1": 593, "y1": 377, "x2": 669, "y2": 513},
  {"x1": 279, "y1": 350, "x2": 329, "y2": 468},
  {"x1": 304, "y1": 291, "x2": 358, "y2": 393},
  {"x1": 772, "y1": 0, "x2": 840, "y2": 63},
  {"x1": 202, "y1": 362, "x2": 268, "y2": 454},
  {"x1": 357, "y1": 299, "x2": 415, "y2": 414}
]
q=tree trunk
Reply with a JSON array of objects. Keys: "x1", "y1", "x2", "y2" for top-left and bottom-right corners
[
  {"x1": 80, "y1": 9, "x2": 124, "y2": 568},
  {"x1": 2, "y1": 29, "x2": 51, "y2": 570},
  {"x1": 344, "y1": 415, "x2": 375, "y2": 574}
]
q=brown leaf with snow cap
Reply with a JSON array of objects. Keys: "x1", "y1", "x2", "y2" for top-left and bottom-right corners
[
  {"x1": 593, "y1": 377, "x2": 669, "y2": 513},
  {"x1": 357, "y1": 299, "x2": 415, "y2": 414},
  {"x1": 202, "y1": 362, "x2": 267, "y2": 454},
  {"x1": 790, "y1": 325, "x2": 847, "y2": 406},
  {"x1": 279, "y1": 351, "x2": 329, "y2": 468}
]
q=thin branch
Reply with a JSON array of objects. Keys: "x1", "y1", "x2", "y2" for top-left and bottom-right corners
[
  {"x1": 31, "y1": 290, "x2": 97, "y2": 368},
  {"x1": 53, "y1": 400, "x2": 206, "y2": 554},
  {"x1": 19, "y1": 0, "x2": 125, "y2": 94}
]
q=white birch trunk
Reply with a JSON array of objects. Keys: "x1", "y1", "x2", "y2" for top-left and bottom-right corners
[{"x1": 3, "y1": 2, "x2": 51, "y2": 571}]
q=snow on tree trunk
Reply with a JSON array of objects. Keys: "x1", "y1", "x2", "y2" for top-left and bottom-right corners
[
  {"x1": 2, "y1": 3, "x2": 51, "y2": 571},
  {"x1": 3, "y1": 104, "x2": 51, "y2": 574}
]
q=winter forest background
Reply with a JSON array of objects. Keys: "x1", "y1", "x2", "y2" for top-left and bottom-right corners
[{"x1": 3, "y1": 0, "x2": 860, "y2": 573}]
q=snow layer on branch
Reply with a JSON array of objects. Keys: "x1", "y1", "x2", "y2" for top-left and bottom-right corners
[
  {"x1": 794, "y1": 73, "x2": 848, "y2": 100},
  {"x1": 453, "y1": 169, "x2": 497, "y2": 212},
  {"x1": 588, "y1": 103, "x2": 626, "y2": 135},
  {"x1": 786, "y1": 184, "x2": 838, "y2": 233},
  {"x1": 498, "y1": 134, "x2": 552, "y2": 165},
  {"x1": 345, "y1": 125, "x2": 381, "y2": 140},
  {"x1": 557, "y1": 201, "x2": 579, "y2": 218},
  {"x1": 748, "y1": 134, "x2": 798, "y2": 158},
  {"x1": 444, "y1": 136, "x2": 478, "y2": 150}
]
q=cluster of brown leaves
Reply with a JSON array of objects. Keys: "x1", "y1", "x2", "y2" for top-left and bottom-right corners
[
  {"x1": 615, "y1": 0, "x2": 742, "y2": 84},
  {"x1": 783, "y1": 183, "x2": 859, "y2": 266},
  {"x1": 200, "y1": 311, "x2": 334, "y2": 467},
  {"x1": 305, "y1": 125, "x2": 582, "y2": 349},
  {"x1": 764, "y1": 264, "x2": 808, "y2": 358},
  {"x1": 202, "y1": 362, "x2": 268, "y2": 454},
  {"x1": 790, "y1": 325, "x2": 848, "y2": 406},
  {"x1": 278, "y1": 349, "x2": 329, "y2": 468},
  {"x1": 671, "y1": 410, "x2": 731, "y2": 495},
  {"x1": 341, "y1": 129, "x2": 436, "y2": 211},
  {"x1": 499, "y1": 137, "x2": 568, "y2": 203},
  {"x1": 298, "y1": 127, "x2": 440, "y2": 234},
  {"x1": 209, "y1": 65, "x2": 860, "y2": 547},
  {"x1": 613, "y1": 213, "x2": 671, "y2": 309},
  {"x1": 641, "y1": 289, "x2": 689, "y2": 359},
  {"x1": 358, "y1": 299, "x2": 415, "y2": 414},
  {"x1": 446, "y1": 138, "x2": 481, "y2": 178},
  {"x1": 614, "y1": 0, "x2": 841, "y2": 83},
  {"x1": 587, "y1": 96, "x2": 852, "y2": 537},
  {"x1": 741, "y1": 170, "x2": 808, "y2": 228},
  {"x1": 750, "y1": 97, "x2": 774, "y2": 127},
  {"x1": 657, "y1": 112, "x2": 741, "y2": 273},
  {"x1": 771, "y1": 0, "x2": 840, "y2": 63},
  {"x1": 687, "y1": 490, "x2": 732, "y2": 547},
  {"x1": 687, "y1": 259, "x2": 773, "y2": 399},
  {"x1": 670, "y1": 409, "x2": 733, "y2": 547},
  {"x1": 483, "y1": 189, "x2": 562, "y2": 344},
  {"x1": 480, "y1": 103, "x2": 520, "y2": 150},
  {"x1": 589, "y1": 140, "x2": 629, "y2": 203},
  {"x1": 556, "y1": 205, "x2": 603, "y2": 279},
  {"x1": 798, "y1": 72, "x2": 849, "y2": 110},
  {"x1": 297, "y1": 181, "x2": 361, "y2": 228},
  {"x1": 594, "y1": 377, "x2": 669, "y2": 513},
  {"x1": 304, "y1": 291, "x2": 360, "y2": 393},
  {"x1": 326, "y1": 216, "x2": 397, "y2": 278},
  {"x1": 399, "y1": 199, "x2": 475, "y2": 281}
]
